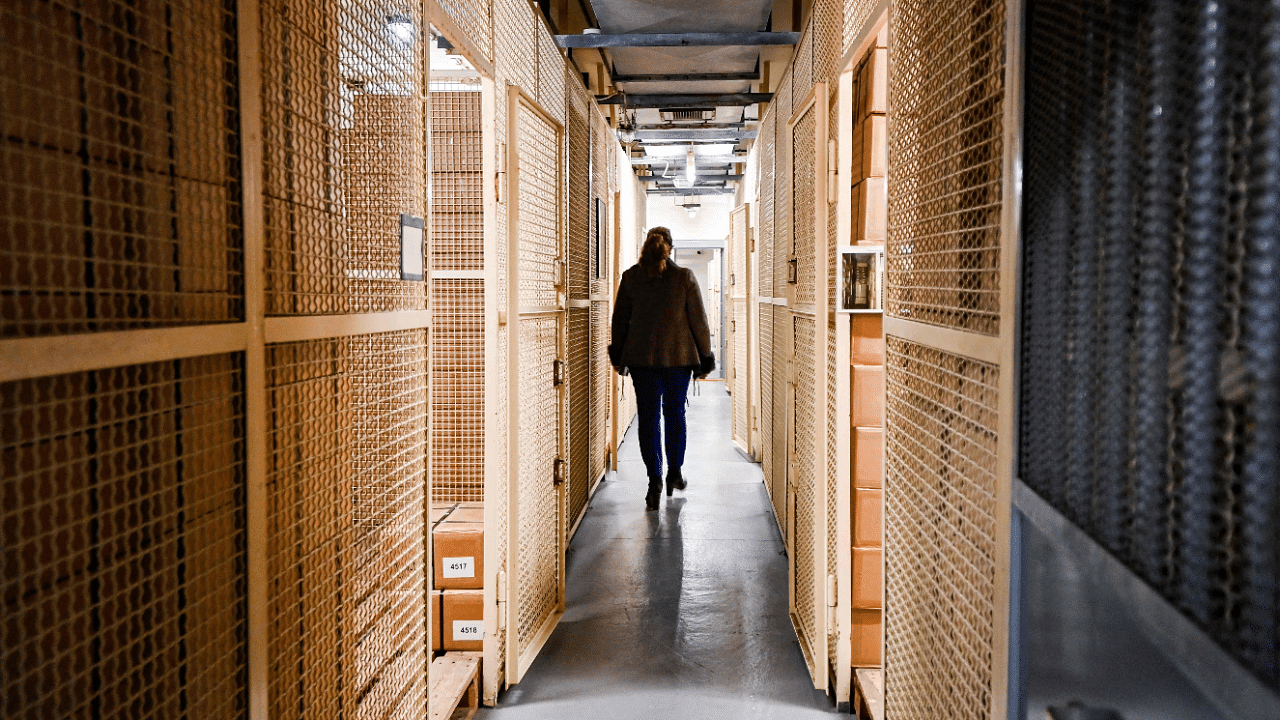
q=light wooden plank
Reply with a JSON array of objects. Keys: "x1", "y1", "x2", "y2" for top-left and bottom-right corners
[
  {"x1": 263, "y1": 310, "x2": 432, "y2": 345},
  {"x1": 0, "y1": 323, "x2": 249, "y2": 382},
  {"x1": 429, "y1": 656, "x2": 480, "y2": 720},
  {"x1": 855, "y1": 668, "x2": 884, "y2": 720}
]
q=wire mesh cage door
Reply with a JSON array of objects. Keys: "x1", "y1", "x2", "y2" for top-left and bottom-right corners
[
  {"x1": 730, "y1": 204, "x2": 752, "y2": 452},
  {"x1": 787, "y1": 84, "x2": 832, "y2": 690},
  {"x1": 505, "y1": 86, "x2": 567, "y2": 685},
  {"x1": 883, "y1": 0, "x2": 1020, "y2": 716}
]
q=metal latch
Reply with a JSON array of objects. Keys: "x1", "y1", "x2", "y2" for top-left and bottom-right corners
[
  {"x1": 553, "y1": 359, "x2": 565, "y2": 386},
  {"x1": 787, "y1": 256, "x2": 799, "y2": 284},
  {"x1": 553, "y1": 457, "x2": 565, "y2": 486}
]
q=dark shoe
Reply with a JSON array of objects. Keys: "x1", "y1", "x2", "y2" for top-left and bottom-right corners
[
  {"x1": 646, "y1": 476, "x2": 662, "y2": 510},
  {"x1": 666, "y1": 468, "x2": 687, "y2": 496}
]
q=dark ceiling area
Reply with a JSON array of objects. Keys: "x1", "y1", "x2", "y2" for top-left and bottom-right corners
[{"x1": 546, "y1": 0, "x2": 801, "y2": 195}]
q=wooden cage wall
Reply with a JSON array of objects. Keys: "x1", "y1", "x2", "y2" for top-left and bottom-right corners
[
  {"x1": 3, "y1": 0, "x2": 635, "y2": 715},
  {"x1": 3, "y1": 0, "x2": 434, "y2": 717}
]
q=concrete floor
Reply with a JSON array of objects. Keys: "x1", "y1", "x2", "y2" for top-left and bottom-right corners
[{"x1": 479, "y1": 382, "x2": 835, "y2": 719}]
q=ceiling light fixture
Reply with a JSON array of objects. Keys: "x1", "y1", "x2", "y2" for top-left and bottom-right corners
[
  {"x1": 680, "y1": 200, "x2": 701, "y2": 218},
  {"x1": 685, "y1": 148, "x2": 696, "y2": 184}
]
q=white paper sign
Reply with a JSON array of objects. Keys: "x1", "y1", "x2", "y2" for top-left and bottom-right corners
[
  {"x1": 442, "y1": 556, "x2": 475, "y2": 579},
  {"x1": 453, "y1": 620, "x2": 484, "y2": 641}
]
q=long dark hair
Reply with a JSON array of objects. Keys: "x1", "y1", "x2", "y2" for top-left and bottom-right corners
[{"x1": 640, "y1": 226, "x2": 673, "y2": 278}]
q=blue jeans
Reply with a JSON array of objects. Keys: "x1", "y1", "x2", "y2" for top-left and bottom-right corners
[{"x1": 630, "y1": 367, "x2": 692, "y2": 482}]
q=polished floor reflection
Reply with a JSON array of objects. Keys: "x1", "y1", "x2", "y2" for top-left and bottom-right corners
[{"x1": 479, "y1": 382, "x2": 834, "y2": 719}]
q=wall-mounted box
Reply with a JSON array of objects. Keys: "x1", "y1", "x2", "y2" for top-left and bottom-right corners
[{"x1": 839, "y1": 245, "x2": 885, "y2": 313}]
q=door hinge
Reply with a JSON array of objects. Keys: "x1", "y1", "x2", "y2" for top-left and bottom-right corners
[
  {"x1": 496, "y1": 571, "x2": 508, "y2": 631},
  {"x1": 553, "y1": 457, "x2": 565, "y2": 486},
  {"x1": 787, "y1": 256, "x2": 799, "y2": 284},
  {"x1": 553, "y1": 359, "x2": 565, "y2": 386}
]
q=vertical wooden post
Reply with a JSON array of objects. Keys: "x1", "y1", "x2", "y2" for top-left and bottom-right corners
[{"x1": 236, "y1": 0, "x2": 269, "y2": 716}]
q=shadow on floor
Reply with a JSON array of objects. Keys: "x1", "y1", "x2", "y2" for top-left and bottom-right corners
[{"x1": 478, "y1": 382, "x2": 834, "y2": 719}]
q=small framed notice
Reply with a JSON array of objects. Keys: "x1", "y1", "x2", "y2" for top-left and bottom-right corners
[{"x1": 400, "y1": 214, "x2": 425, "y2": 281}]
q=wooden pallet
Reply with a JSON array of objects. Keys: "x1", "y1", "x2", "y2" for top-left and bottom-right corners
[
  {"x1": 430, "y1": 655, "x2": 480, "y2": 720},
  {"x1": 853, "y1": 668, "x2": 884, "y2": 720}
]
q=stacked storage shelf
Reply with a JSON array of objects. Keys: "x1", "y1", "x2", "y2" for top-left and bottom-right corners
[
  {"x1": 431, "y1": 502, "x2": 486, "y2": 655},
  {"x1": 848, "y1": 25, "x2": 888, "y2": 670}
]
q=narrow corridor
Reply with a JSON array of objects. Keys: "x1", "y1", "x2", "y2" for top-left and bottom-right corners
[{"x1": 479, "y1": 383, "x2": 833, "y2": 719}]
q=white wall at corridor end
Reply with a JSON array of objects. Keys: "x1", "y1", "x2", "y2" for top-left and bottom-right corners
[{"x1": 646, "y1": 193, "x2": 733, "y2": 242}]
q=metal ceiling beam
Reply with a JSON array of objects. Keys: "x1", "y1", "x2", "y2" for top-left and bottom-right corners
[
  {"x1": 630, "y1": 155, "x2": 747, "y2": 165},
  {"x1": 612, "y1": 71, "x2": 761, "y2": 83},
  {"x1": 646, "y1": 188, "x2": 737, "y2": 195},
  {"x1": 633, "y1": 129, "x2": 757, "y2": 141},
  {"x1": 635, "y1": 122, "x2": 752, "y2": 130},
  {"x1": 556, "y1": 32, "x2": 799, "y2": 48},
  {"x1": 638, "y1": 175, "x2": 744, "y2": 183},
  {"x1": 597, "y1": 93, "x2": 772, "y2": 108}
]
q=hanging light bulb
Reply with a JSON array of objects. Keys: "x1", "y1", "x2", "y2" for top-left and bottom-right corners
[{"x1": 685, "y1": 148, "x2": 696, "y2": 185}]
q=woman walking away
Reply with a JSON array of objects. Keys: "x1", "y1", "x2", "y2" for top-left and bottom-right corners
[{"x1": 609, "y1": 227, "x2": 716, "y2": 510}]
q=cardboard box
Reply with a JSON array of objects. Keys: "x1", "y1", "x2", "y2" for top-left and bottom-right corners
[
  {"x1": 862, "y1": 115, "x2": 887, "y2": 180},
  {"x1": 442, "y1": 506, "x2": 484, "y2": 524},
  {"x1": 432, "y1": 590, "x2": 443, "y2": 652},
  {"x1": 854, "y1": 487, "x2": 884, "y2": 548},
  {"x1": 857, "y1": 176, "x2": 887, "y2": 242},
  {"x1": 864, "y1": 47, "x2": 888, "y2": 119},
  {"x1": 853, "y1": 427, "x2": 884, "y2": 489},
  {"x1": 851, "y1": 117, "x2": 865, "y2": 184},
  {"x1": 851, "y1": 365, "x2": 885, "y2": 428},
  {"x1": 852, "y1": 547, "x2": 883, "y2": 609},
  {"x1": 430, "y1": 502, "x2": 456, "y2": 526},
  {"x1": 850, "y1": 609, "x2": 882, "y2": 667},
  {"x1": 850, "y1": 314, "x2": 884, "y2": 364},
  {"x1": 433, "y1": 522, "x2": 484, "y2": 590},
  {"x1": 442, "y1": 589, "x2": 485, "y2": 651}
]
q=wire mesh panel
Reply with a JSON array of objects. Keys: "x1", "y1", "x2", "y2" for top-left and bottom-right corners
[
  {"x1": 432, "y1": 280, "x2": 485, "y2": 502},
  {"x1": 884, "y1": 337, "x2": 998, "y2": 720},
  {"x1": 513, "y1": 93, "x2": 564, "y2": 659},
  {"x1": 260, "y1": 0, "x2": 427, "y2": 315},
  {"x1": 3, "y1": 355, "x2": 247, "y2": 719},
  {"x1": 536, "y1": 29, "x2": 566, "y2": 127},
  {"x1": 776, "y1": 72, "x2": 794, "y2": 300},
  {"x1": 734, "y1": 300, "x2": 750, "y2": 445},
  {"x1": 437, "y1": 0, "x2": 493, "y2": 60},
  {"x1": 515, "y1": 316, "x2": 560, "y2": 652},
  {"x1": 430, "y1": 85, "x2": 484, "y2": 272},
  {"x1": 793, "y1": 316, "x2": 819, "y2": 655},
  {"x1": 590, "y1": 300, "x2": 609, "y2": 487},
  {"x1": 761, "y1": 303, "x2": 776, "y2": 501},
  {"x1": 265, "y1": 331, "x2": 429, "y2": 720},
  {"x1": 815, "y1": 0, "x2": 842, "y2": 87},
  {"x1": 567, "y1": 306, "x2": 590, "y2": 532},
  {"x1": 772, "y1": 305, "x2": 789, "y2": 524},
  {"x1": 760, "y1": 114, "x2": 776, "y2": 297},
  {"x1": 430, "y1": 81, "x2": 485, "y2": 506},
  {"x1": 516, "y1": 103, "x2": 561, "y2": 310},
  {"x1": 1022, "y1": 0, "x2": 1280, "y2": 690},
  {"x1": 795, "y1": 28, "x2": 814, "y2": 110},
  {"x1": 886, "y1": 0, "x2": 1003, "y2": 335},
  {"x1": 567, "y1": 87, "x2": 591, "y2": 301},
  {"x1": 793, "y1": 108, "x2": 817, "y2": 308},
  {"x1": 844, "y1": 0, "x2": 879, "y2": 54},
  {"x1": 1, "y1": 0, "x2": 244, "y2": 338},
  {"x1": 731, "y1": 205, "x2": 750, "y2": 448}
]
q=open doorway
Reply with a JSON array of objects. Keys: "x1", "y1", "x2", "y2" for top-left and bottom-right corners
[{"x1": 673, "y1": 246, "x2": 726, "y2": 380}]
